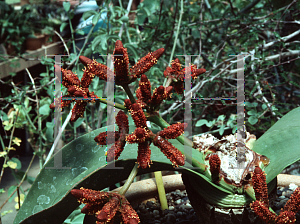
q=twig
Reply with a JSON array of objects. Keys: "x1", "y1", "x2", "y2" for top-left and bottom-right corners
[
  {"x1": 239, "y1": 0, "x2": 261, "y2": 14},
  {"x1": 274, "y1": 0, "x2": 297, "y2": 33},
  {"x1": 118, "y1": 0, "x2": 133, "y2": 38},
  {"x1": 265, "y1": 50, "x2": 300, "y2": 61},
  {"x1": 122, "y1": 84, "x2": 136, "y2": 103},
  {"x1": 169, "y1": 0, "x2": 184, "y2": 65},
  {"x1": 228, "y1": 0, "x2": 237, "y2": 17},
  {"x1": 68, "y1": 17, "x2": 77, "y2": 54},
  {"x1": 260, "y1": 28, "x2": 300, "y2": 51},
  {"x1": 163, "y1": 0, "x2": 181, "y2": 87},
  {"x1": 54, "y1": 30, "x2": 69, "y2": 56},
  {"x1": 26, "y1": 68, "x2": 44, "y2": 168},
  {"x1": 258, "y1": 81, "x2": 276, "y2": 119},
  {"x1": 0, "y1": 154, "x2": 36, "y2": 211},
  {"x1": 0, "y1": 110, "x2": 19, "y2": 184},
  {"x1": 214, "y1": 42, "x2": 226, "y2": 67},
  {"x1": 199, "y1": 0, "x2": 204, "y2": 57},
  {"x1": 73, "y1": 24, "x2": 96, "y2": 68},
  {"x1": 164, "y1": 0, "x2": 179, "y2": 56}
]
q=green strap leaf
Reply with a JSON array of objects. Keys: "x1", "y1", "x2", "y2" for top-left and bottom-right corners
[
  {"x1": 14, "y1": 125, "x2": 204, "y2": 224},
  {"x1": 252, "y1": 107, "x2": 300, "y2": 183}
]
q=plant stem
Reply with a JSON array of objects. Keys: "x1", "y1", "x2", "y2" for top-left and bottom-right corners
[
  {"x1": 0, "y1": 110, "x2": 19, "y2": 184},
  {"x1": 169, "y1": 0, "x2": 183, "y2": 65},
  {"x1": 122, "y1": 84, "x2": 136, "y2": 103},
  {"x1": 98, "y1": 98, "x2": 126, "y2": 110},
  {"x1": 26, "y1": 68, "x2": 43, "y2": 168},
  {"x1": 118, "y1": 163, "x2": 139, "y2": 195},
  {"x1": 0, "y1": 154, "x2": 36, "y2": 210},
  {"x1": 74, "y1": 24, "x2": 95, "y2": 65},
  {"x1": 163, "y1": 0, "x2": 184, "y2": 87},
  {"x1": 154, "y1": 171, "x2": 168, "y2": 210},
  {"x1": 68, "y1": 17, "x2": 77, "y2": 54},
  {"x1": 147, "y1": 114, "x2": 207, "y2": 172}
]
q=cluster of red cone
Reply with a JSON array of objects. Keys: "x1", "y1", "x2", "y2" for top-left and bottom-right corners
[
  {"x1": 94, "y1": 106, "x2": 187, "y2": 169},
  {"x1": 250, "y1": 167, "x2": 300, "y2": 224},
  {"x1": 71, "y1": 187, "x2": 140, "y2": 224}
]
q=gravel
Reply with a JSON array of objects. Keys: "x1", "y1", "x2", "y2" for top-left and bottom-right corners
[
  {"x1": 133, "y1": 186, "x2": 300, "y2": 224},
  {"x1": 133, "y1": 189, "x2": 200, "y2": 224}
]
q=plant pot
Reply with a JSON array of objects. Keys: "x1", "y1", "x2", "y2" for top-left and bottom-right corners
[
  {"x1": 25, "y1": 34, "x2": 46, "y2": 51},
  {"x1": 44, "y1": 34, "x2": 60, "y2": 46},
  {"x1": 5, "y1": 43, "x2": 17, "y2": 56}
]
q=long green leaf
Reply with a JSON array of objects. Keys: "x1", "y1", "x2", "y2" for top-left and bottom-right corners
[
  {"x1": 251, "y1": 107, "x2": 300, "y2": 183},
  {"x1": 14, "y1": 125, "x2": 204, "y2": 224}
]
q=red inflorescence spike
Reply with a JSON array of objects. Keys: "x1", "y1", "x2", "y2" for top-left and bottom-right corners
[
  {"x1": 252, "y1": 166, "x2": 269, "y2": 207},
  {"x1": 283, "y1": 187, "x2": 300, "y2": 214},
  {"x1": 79, "y1": 56, "x2": 93, "y2": 67},
  {"x1": 137, "y1": 74, "x2": 152, "y2": 104},
  {"x1": 158, "y1": 123, "x2": 186, "y2": 139},
  {"x1": 71, "y1": 188, "x2": 109, "y2": 204},
  {"x1": 275, "y1": 210, "x2": 296, "y2": 224},
  {"x1": 137, "y1": 142, "x2": 151, "y2": 169},
  {"x1": 130, "y1": 48, "x2": 165, "y2": 79},
  {"x1": 153, "y1": 136, "x2": 185, "y2": 167},
  {"x1": 150, "y1": 86, "x2": 166, "y2": 108},
  {"x1": 124, "y1": 99, "x2": 132, "y2": 110},
  {"x1": 209, "y1": 154, "x2": 221, "y2": 182},
  {"x1": 192, "y1": 68, "x2": 206, "y2": 79},
  {"x1": 81, "y1": 70, "x2": 96, "y2": 88},
  {"x1": 250, "y1": 200, "x2": 276, "y2": 224},
  {"x1": 113, "y1": 40, "x2": 130, "y2": 84},
  {"x1": 106, "y1": 138, "x2": 126, "y2": 162},
  {"x1": 163, "y1": 66, "x2": 174, "y2": 79},
  {"x1": 116, "y1": 110, "x2": 129, "y2": 134},
  {"x1": 71, "y1": 101, "x2": 87, "y2": 122},
  {"x1": 81, "y1": 203, "x2": 105, "y2": 215},
  {"x1": 119, "y1": 197, "x2": 140, "y2": 224},
  {"x1": 173, "y1": 81, "x2": 185, "y2": 94},
  {"x1": 172, "y1": 58, "x2": 182, "y2": 71},
  {"x1": 165, "y1": 86, "x2": 173, "y2": 98},
  {"x1": 96, "y1": 196, "x2": 120, "y2": 222},
  {"x1": 59, "y1": 67, "x2": 81, "y2": 88},
  {"x1": 67, "y1": 86, "x2": 88, "y2": 98},
  {"x1": 130, "y1": 103, "x2": 147, "y2": 128},
  {"x1": 94, "y1": 131, "x2": 120, "y2": 145}
]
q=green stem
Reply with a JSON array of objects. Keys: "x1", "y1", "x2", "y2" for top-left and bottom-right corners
[
  {"x1": 118, "y1": 163, "x2": 139, "y2": 195},
  {"x1": 75, "y1": 24, "x2": 95, "y2": 65},
  {"x1": 147, "y1": 114, "x2": 207, "y2": 173},
  {"x1": 154, "y1": 171, "x2": 168, "y2": 210},
  {"x1": 0, "y1": 110, "x2": 19, "y2": 184},
  {"x1": 122, "y1": 84, "x2": 136, "y2": 104},
  {"x1": 163, "y1": 0, "x2": 184, "y2": 87},
  {"x1": 98, "y1": 98, "x2": 126, "y2": 110},
  {"x1": 68, "y1": 17, "x2": 77, "y2": 54},
  {"x1": 0, "y1": 135, "x2": 4, "y2": 151},
  {"x1": 169, "y1": 0, "x2": 183, "y2": 65}
]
